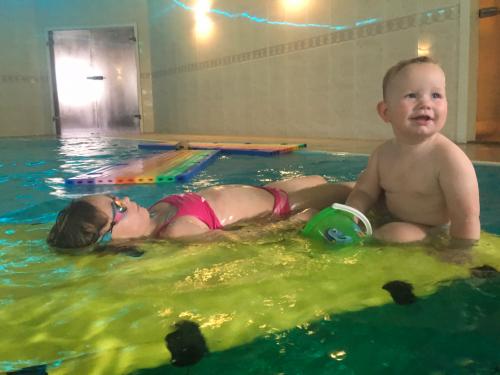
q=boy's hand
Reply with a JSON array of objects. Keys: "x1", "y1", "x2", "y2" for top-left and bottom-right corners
[
  {"x1": 449, "y1": 237, "x2": 478, "y2": 250},
  {"x1": 436, "y1": 247, "x2": 472, "y2": 264},
  {"x1": 289, "y1": 208, "x2": 318, "y2": 223},
  {"x1": 434, "y1": 237, "x2": 478, "y2": 265}
]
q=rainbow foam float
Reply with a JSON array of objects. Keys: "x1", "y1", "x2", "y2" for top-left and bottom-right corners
[
  {"x1": 138, "y1": 141, "x2": 307, "y2": 156},
  {"x1": 65, "y1": 149, "x2": 219, "y2": 185}
]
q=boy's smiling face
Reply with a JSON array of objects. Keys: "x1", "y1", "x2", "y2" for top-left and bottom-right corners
[{"x1": 377, "y1": 63, "x2": 448, "y2": 144}]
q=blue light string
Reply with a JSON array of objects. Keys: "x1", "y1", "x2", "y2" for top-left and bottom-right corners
[
  {"x1": 171, "y1": 0, "x2": 380, "y2": 31},
  {"x1": 168, "y1": 1, "x2": 450, "y2": 32}
]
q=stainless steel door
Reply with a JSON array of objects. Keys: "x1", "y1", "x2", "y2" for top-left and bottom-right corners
[{"x1": 49, "y1": 27, "x2": 140, "y2": 136}]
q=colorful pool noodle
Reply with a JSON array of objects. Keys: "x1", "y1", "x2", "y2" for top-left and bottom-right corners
[
  {"x1": 138, "y1": 142, "x2": 307, "y2": 156},
  {"x1": 65, "y1": 149, "x2": 220, "y2": 185}
]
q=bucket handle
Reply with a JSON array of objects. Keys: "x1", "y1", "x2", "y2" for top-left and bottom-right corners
[{"x1": 332, "y1": 203, "x2": 373, "y2": 236}]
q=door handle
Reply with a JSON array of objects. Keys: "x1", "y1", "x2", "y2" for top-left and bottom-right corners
[
  {"x1": 479, "y1": 7, "x2": 499, "y2": 18},
  {"x1": 86, "y1": 75, "x2": 105, "y2": 80}
]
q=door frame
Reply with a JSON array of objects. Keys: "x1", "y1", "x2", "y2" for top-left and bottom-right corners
[
  {"x1": 46, "y1": 23, "x2": 142, "y2": 136},
  {"x1": 456, "y1": 0, "x2": 479, "y2": 143}
]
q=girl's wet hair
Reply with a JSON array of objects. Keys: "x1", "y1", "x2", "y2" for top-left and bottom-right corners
[{"x1": 47, "y1": 199, "x2": 108, "y2": 249}]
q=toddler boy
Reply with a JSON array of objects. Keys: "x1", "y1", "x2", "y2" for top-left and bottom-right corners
[{"x1": 346, "y1": 56, "x2": 480, "y2": 247}]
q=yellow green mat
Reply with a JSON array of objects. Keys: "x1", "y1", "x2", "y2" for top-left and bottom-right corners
[{"x1": 1, "y1": 224, "x2": 499, "y2": 374}]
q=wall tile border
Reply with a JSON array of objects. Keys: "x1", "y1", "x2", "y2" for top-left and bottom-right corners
[
  {"x1": 0, "y1": 75, "x2": 47, "y2": 85},
  {"x1": 152, "y1": 5, "x2": 458, "y2": 79},
  {"x1": 0, "y1": 73, "x2": 153, "y2": 86}
]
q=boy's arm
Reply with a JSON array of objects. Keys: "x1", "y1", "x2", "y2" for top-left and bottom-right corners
[
  {"x1": 346, "y1": 149, "x2": 382, "y2": 213},
  {"x1": 439, "y1": 149, "x2": 480, "y2": 245}
]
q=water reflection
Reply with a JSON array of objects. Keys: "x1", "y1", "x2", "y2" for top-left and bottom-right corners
[{"x1": 0, "y1": 137, "x2": 371, "y2": 225}]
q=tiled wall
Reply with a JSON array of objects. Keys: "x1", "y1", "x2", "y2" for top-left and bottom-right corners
[
  {"x1": 149, "y1": 0, "x2": 467, "y2": 141},
  {"x1": 0, "y1": 0, "x2": 154, "y2": 137},
  {"x1": 0, "y1": 0, "x2": 46, "y2": 136},
  {"x1": 0, "y1": 0, "x2": 480, "y2": 141}
]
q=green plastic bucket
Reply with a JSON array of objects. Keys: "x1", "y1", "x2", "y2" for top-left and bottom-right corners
[{"x1": 301, "y1": 203, "x2": 373, "y2": 247}]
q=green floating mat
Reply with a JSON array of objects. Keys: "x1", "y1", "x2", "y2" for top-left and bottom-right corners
[{"x1": 1, "y1": 224, "x2": 499, "y2": 374}]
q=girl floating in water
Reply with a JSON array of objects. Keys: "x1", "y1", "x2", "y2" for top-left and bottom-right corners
[{"x1": 47, "y1": 175, "x2": 352, "y2": 249}]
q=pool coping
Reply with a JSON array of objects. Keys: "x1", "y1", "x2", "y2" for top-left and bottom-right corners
[{"x1": 118, "y1": 133, "x2": 500, "y2": 165}]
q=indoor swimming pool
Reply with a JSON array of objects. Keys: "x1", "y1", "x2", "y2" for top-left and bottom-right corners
[{"x1": 0, "y1": 137, "x2": 499, "y2": 375}]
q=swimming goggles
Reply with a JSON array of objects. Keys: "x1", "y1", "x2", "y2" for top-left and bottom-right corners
[{"x1": 99, "y1": 195, "x2": 128, "y2": 243}]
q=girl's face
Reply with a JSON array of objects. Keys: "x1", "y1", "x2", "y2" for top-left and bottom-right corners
[
  {"x1": 85, "y1": 195, "x2": 153, "y2": 240},
  {"x1": 377, "y1": 63, "x2": 448, "y2": 144}
]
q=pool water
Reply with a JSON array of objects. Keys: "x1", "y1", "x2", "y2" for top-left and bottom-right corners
[{"x1": 0, "y1": 137, "x2": 499, "y2": 375}]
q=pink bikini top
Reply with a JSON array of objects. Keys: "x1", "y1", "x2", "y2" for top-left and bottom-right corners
[{"x1": 150, "y1": 193, "x2": 223, "y2": 236}]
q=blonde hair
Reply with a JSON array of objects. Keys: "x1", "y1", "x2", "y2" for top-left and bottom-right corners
[{"x1": 382, "y1": 56, "x2": 439, "y2": 99}]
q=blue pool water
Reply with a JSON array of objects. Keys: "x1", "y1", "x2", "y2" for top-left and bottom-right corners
[
  {"x1": 1, "y1": 137, "x2": 499, "y2": 234},
  {"x1": 0, "y1": 137, "x2": 369, "y2": 223},
  {"x1": 0, "y1": 137, "x2": 499, "y2": 375}
]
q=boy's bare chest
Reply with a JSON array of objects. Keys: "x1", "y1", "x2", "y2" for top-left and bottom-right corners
[{"x1": 378, "y1": 154, "x2": 440, "y2": 194}]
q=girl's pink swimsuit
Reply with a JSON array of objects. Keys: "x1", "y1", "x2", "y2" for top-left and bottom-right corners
[{"x1": 151, "y1": 187, "x2": 291, "y2": 234}]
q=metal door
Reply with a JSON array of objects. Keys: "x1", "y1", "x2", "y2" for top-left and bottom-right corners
[{"x1": 48, "y1": 27, "x2": 141, "y2": 136}]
